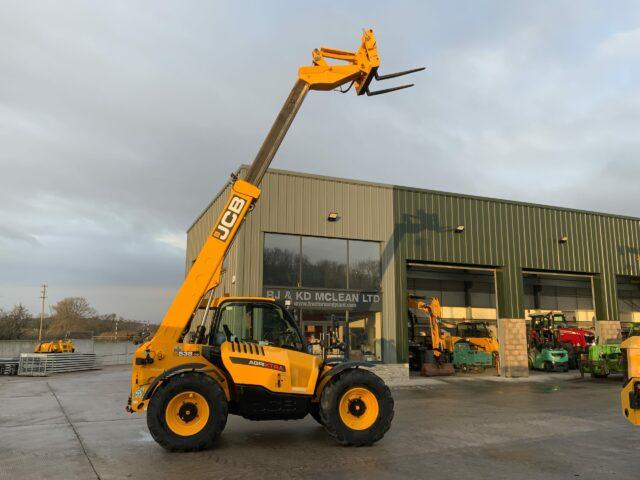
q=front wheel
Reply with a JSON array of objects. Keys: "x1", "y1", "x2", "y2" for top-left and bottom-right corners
[
  {"x1": 320, "y1": 368, "x2": 394, "y2": 446},
  {"x1": 308, "y1": 402, "x2": 323, "y2": 425},
  {"x1": 147, "y1": 372, "x2": 228, "y2": 452}
]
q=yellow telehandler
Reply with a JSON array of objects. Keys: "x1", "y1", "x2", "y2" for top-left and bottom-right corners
[
  {"x1": 127, "y1": 29, "x2": 424, "y2": 451},
  {"x1": 621, "y1": 336, "x2": 640, "y2": 425}
]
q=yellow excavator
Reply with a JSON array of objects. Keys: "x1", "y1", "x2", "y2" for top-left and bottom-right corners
[
  {"x1": 407, "y1": 296, "x2": 455, "y2": 376},
  {"x1": 444, "y1": 323, "x2": 499, "y2": 355},
  {"x1": 621, "y1": 336, "x2": 640, "y2": 425},
  {"x1": 127, "y1": 29, "x2": 424, "y2": 451}
]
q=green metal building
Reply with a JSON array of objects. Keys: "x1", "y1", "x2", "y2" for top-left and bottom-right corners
[{"x1": 187, "y1": 166, "x2": 640, "y2": 365}]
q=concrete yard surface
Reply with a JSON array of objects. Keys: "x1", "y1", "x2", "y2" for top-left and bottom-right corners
[{"x1": 0, "y1": 366, "x2": 637, "y2": 480}]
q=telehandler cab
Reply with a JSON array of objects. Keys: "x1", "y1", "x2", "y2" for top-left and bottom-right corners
[{"x1": 127, "y1": 29, "x2": 424, "y2": 451}]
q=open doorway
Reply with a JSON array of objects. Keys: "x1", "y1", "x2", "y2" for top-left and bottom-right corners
[
  {"x1": 407, "y1": 264, "x2": 497, "y2": 329},
  {"x1": 617, "y1": 276, "x2": 640, "y2": 337},
  {"x1": 406, "y1": 263, "x2": 498, "y2": 374},
  {"x1": 523, "y1": 272, "x2": 595, "y2": 327}
]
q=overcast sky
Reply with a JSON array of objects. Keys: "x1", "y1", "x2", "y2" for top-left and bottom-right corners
[{"x1": 1, "y1": 1, "x2": 639, "y2": 322}]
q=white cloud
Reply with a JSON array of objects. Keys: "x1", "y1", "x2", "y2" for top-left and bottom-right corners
[
  {"x1": 596, "y1": 27, "x2": 640, "y2": 59},
  {"x1": 156, "y1": 232, "x2": 186, "y2": 251}
]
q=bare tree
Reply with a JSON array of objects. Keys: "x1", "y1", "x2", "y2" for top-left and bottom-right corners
[
  {"x1": 0, "y1": 304, "x2": 31, "y2": 340},
  {"x1": 47, "y1": 297, "x2": 97, "y2": 336}
]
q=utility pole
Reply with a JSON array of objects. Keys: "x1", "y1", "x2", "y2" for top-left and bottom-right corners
[{"x1": 38, "y1": 284, "x2": 47, "y2": 342}]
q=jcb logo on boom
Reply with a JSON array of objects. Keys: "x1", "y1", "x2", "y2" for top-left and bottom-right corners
[{"x1": 213, "y1": 196, "x2": 246, "y2": 241}]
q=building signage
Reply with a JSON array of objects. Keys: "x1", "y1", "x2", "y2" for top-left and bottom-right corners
[{"x1": 263, "y1": 287, "x2": 381, "y2": 311}]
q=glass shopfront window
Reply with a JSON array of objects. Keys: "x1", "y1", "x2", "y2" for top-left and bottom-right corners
[
  {"x1": 301, "y1": 236, "x2": 347, "y2": 289},
  {"x1": 263, "y1": 233, "x2": 383, "y2": 362},
  {"x1": 263, "y1": 233, "x2": 300, "y2": 287},
  {"x1": 263, "y1": 233, "x2": 381, "y2": 290},
  {"x1": 348, "y1": 240, "x2": 381, "y2": 291}
]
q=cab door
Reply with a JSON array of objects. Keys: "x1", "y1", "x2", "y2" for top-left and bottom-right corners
[{"x1": 213, "y1": 301, "x2": 321, "y2": 396}]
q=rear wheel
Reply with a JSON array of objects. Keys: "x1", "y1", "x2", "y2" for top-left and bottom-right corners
[
  {"x1": 147, "y1": 372, "x2": 228, "y2": 452},
  {"x1": 320, "y1": 369, "x2": 394, "y2": 446}
]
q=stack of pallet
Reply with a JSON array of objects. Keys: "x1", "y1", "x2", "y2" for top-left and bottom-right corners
[
  {"x1": 0, "y1": 357, "x2": 19, "y2": 375},
  {"x1": 18, "y1": 353, "x2": 100, "y2": 376}
]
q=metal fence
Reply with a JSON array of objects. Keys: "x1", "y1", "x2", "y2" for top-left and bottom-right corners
[
  {"x1": 18, "y1": 353, "x2": 100, "y2": 376},
  {"x1": 0, "y1": 357, "x2": 19, "y2": 375}
]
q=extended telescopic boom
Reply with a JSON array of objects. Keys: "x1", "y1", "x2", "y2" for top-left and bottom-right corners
[{"x1": 134, "y1": 28, "x2": 424, "y2": 365}]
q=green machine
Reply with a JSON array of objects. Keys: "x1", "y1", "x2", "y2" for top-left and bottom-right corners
[
  {"x1": 529, "y1": 348, "x2": 569, "y2": 372},
  {"x1": 580, "y1": 343, "x2": 623, "y2": 378},
  {"x1": 452, "y1": 341, "x2": 494, "y2": 372}
]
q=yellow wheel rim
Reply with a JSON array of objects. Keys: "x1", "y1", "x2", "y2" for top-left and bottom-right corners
[
  {"x1": 338, "y1": 387, "x2": 379, "y2": 431},
  {"x1": 165, "y1": 391, "x2": 210, "y2": 437}
]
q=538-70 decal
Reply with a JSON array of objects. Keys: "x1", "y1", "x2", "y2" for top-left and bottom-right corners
[
  {"x1": 213, "y1": 195, "x2": 246, "y2": 241},
  {"x1": 230, "y1": 357, "x2": 286, "y2": 372}
]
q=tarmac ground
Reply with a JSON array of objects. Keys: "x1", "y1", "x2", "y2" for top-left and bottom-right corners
[{"x1": 0, "y1": 365, "x2": 637, "y2": 480}]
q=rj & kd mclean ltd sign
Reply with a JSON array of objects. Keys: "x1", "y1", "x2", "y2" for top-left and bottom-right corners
[{"x1": 263, "y1": 287, "x2": 381, "y2": 311}]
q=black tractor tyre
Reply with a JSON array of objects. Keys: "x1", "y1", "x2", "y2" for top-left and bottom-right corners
[
  {"x1": 563, "y1": 344, "x2": 577, "y2": 370},
  {"x1": 308, "y1": 402, "x2": 323, "y2": 425},
  {"x1": 319, "y1": 368, "x2": 394, "y2": 446},
  {"x1": 544, "y1": 361, "x2": 553, "y2": 372},
  {"x1": 591, "y1": 371, "x2": 609, "y2": 379},
  {"x1": 147, "y1": 372, "x2": 228, "y2": 452}
]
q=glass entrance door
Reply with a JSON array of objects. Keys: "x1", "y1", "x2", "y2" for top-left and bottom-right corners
[{"x1": 301, "y1": 310, "x2": 348, "y2": 359}]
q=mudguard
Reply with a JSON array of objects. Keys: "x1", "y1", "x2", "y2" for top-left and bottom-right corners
[
  {"x1": 142, "y1": 362, "x2": 225, "y2": 401},
  {"x1": 314, "y1": 361, "x2": 375, "y2": 398}
]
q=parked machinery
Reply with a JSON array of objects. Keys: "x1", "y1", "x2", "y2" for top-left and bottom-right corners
[
  {"x1": 528, "y1": 313, "x2": 569, "y2": 372},
  {"x1": 529, "y1": 348, "x2": 569, "y2": 372},
  {"x1": 580, "y1": 342, "x2": 624, "y2": 379},
  {"x1": 445, "y1": 321, "x2": 499, "y2": 372},
  {"x1": 34, "y1": 339, "x2": 75, "y2": 353},
  {"x1": 622, "y1": 323, "x2": 640, "y2": 339},
  {"x1": 407, "y1": 296, "x2": 455, "y2": 376},
  {"x1": 127, "y1": 29, "x2": 424, "y2": 451},
  {"x1": 529, "y1": 311, "x2": 594, "y2": 370}
]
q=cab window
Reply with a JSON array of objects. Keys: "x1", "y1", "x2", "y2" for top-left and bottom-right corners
[{"x1": 213, "y1": 302, "x2": 303, "y2": 351}]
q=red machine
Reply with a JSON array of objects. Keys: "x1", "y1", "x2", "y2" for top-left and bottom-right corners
[{"x1": 529, "y1": 312, "x2": 594, "y2": 369}]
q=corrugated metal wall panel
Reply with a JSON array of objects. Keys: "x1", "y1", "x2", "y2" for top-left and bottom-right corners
[{"x1": 392, "y1": 186, "x2": 640, "y2": 362}]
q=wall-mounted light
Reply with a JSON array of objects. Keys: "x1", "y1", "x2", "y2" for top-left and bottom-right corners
[
  {"x1": 455, "y1": 225, "x2": 465, "y2": 234},
  {"x1": 559, "y1": 235, "x2": 569, "y2": 244},
  {"x1": 327, "y1": 211, "x2": 339, "y2": 222}
]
